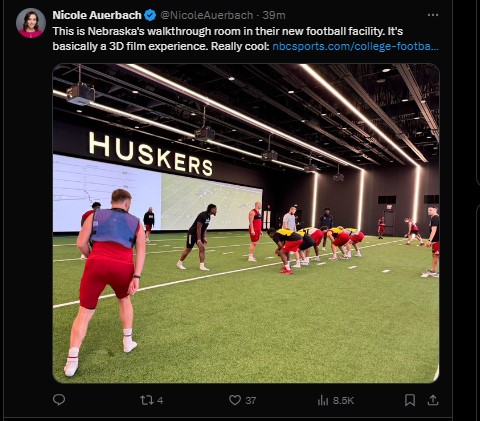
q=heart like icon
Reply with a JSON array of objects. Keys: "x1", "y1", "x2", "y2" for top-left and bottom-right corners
[{"x1": 229, "y1": 395, "x2": 241, "y2": 406}]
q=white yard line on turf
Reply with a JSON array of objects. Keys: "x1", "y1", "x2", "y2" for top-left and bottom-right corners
[
  {"x1": 53, "y1": 263, "x2": 283, "y2": 308},
  {"x1": 53, "y1": 239, "x2": 407, "y2": 309},
  {"x1": 54, "y1": 239, "x2": 405, "y2": 262}
]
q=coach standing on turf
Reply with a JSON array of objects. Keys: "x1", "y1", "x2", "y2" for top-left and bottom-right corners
[
  {"x1": 422, "y1": 206, "x2": 440, "y2": 278},
  {"x1": 318, "y1": 207, "x2": 334, "y2": 250}
]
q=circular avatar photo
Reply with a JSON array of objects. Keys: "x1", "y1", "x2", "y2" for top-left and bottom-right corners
[{"x1": 17, "y1": 8, "x2": 46, "y2": 39}]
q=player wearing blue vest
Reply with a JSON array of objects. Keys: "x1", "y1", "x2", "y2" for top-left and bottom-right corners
[{"x1": 64, "y1": 189, "x2": 146, "y2": 378}]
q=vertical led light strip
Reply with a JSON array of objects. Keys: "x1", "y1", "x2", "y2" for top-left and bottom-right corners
[
  {"x1": 311, "y1": 172, "x2": 319, "y2": 226},
  {"x1": 300, "y1": 64, "x2": 424, "y2": 231},
  {"x1": 412, "y1": 166, "x2": 421, "y2": 223},
  {"x1": 356, "y1": 170, "x2": 365, "y2": 231}
]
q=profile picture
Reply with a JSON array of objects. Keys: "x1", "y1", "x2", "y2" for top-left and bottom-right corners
[{"x1": 17, "y1": 8, "x2": 46, "y2": 39}]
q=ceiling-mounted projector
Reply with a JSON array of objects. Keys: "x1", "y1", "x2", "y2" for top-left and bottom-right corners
[
  {"x1": 261, "y1": 150, "x2": 278, "y2": 161},
  {"x1": 304, "y1": 164, "x2": 318, "y2": 173},
  {"x1": 66, "y1": 82, "x2": 95, "y2": 106},
  {"x1": 194, "y1": 126, "x2": 215, "y2": 141},
  {"x1": 333, "y1": 172, "x2": 344, "y2": 182}
]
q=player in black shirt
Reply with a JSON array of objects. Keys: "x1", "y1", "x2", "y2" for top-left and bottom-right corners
[
  {"x1": 176, "y1": 204, "x2": 217, "y2": 271},
  {"x1": 143, "y1": 207, "x2": 155, "y2": 243}
]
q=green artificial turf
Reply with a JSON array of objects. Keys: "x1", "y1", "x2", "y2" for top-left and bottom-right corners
[{"x1": 53, "y1": 232, "x2": 439, "y2": 384}]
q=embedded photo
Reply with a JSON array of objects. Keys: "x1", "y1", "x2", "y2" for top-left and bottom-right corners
[{"x1": 52, "y1": 63, "x2": 440, "y2": 384}]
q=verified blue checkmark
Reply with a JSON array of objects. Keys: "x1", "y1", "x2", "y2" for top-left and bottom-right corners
[{"x1": 144, "y1": 9, "x2": 156, "y2": 21}]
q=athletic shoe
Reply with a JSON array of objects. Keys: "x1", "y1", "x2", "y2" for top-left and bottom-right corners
[
  {"x1": 419, "y1": 242, "x2": 425, "y2": 246},
  {"x1": 124, "y1": 341, "x2": 138, "y2": 353},
  {"x1": 280, "y1": 268, "x2": 293, "y2": 274},
  {"x1": 248, "y1": 256, "x2": 257, "y2": 262},
  {"x1": 405, "y1": 242, "x2": 411, "y2": 245},
  {"x1": 329, "y1": 256, "x2": 338, "y2": 261},
  {"x1": 176, "y1": 262, "x2": 187, "y2": 270},
  {"x1": 314, "y1": 256, "x2": 320, "y2": 261},
  {"x1": 292, "y1": 263, "x2": 302, "y2": 268},
  {"x1": 340, "y1": 256, "x2": 350, "y2": 259},
  {"x1": 64, "y1": 359, "x2": 78, "y2": 377},
  {"x1": 301, "y1": 261, "x2": 310, "y2": 266},
  {"x1": 199, "y1": 266, "x2": 210, "y2": 271},
  {"x1": 421, "y1": 270, "x2": 438, "y2": 278},
  {"x1": 321, "y1": 247, "x2": 326, "y2": 251},
  {"x1": 356, "y1": 253, "x2": 362, "y2": 257}
]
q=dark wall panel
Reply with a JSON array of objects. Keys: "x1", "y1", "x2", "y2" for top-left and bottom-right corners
[{"x1": 53, "y1": 118, "x2": 439, "y2": 236}]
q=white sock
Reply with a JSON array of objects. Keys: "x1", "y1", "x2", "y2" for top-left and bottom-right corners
[
  {"x1": 65, "y1": 346, "x2": 80, "y2": 376},
  {"x1": 200, "y1": 262, "x2": 206, "y2": 269},
  {"x1": 123, "y1": 328, "x2": 138, "y2": 352},
  {"x1": 123, "y1": 328, "x2": 133, "y2": 345},
  {"x1": 67, "y1": 346, "x2": 79, "y2": 360}
]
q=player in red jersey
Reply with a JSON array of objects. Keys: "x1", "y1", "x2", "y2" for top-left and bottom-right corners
[
  {"x1": 324, "y1": 226, "x2": 350, "y2": 261},
  {"x1": 297, "y1": 226, "x2": 325, "y2": 263},
  {"x1": 247, "y1": 201, "x2": 263, "y2": 262},
  {"x1": 342, "y1": 228, "x2": 365, "y2": 257},
  {"x1": 377, "y1": 216, "x2": 385, "y2": 239},
  {"x1": 79, "y1": 202, "x2": 101, "y2": 259},
  {"x1": 404, "y1": 218, "x2": 424, "y2": 245}
]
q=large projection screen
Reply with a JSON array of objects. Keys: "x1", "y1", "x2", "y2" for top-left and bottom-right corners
[{"x1": 53, "y1": 154, "x2": 263, "y2": 232}]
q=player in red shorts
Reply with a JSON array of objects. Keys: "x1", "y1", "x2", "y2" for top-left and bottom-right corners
[
  {"x1": 404, "y1": 217, "x2": 424, "y2": 245},
  {"x1": 324, "y1": 226, "x2": 350, "y2": 261},
  {"x1": 297, "y1": 226, "x2": 325, "y2": 263},
  {"x1": 377, "y1": 216, "x2": 385, "y2": 239},
  {"x1": 64, "y1": 189, "x2": 146, "y2": 377},
  {"x1": 266, "y1": 228, "x2": 304, "y2": 274},
  {"x1": 343, "y1": 228, "x2": 365, "y2": 257},
  {"x1": 422, "y1": 206, "x2": 440, "y2": 278},
  {"x1": 247, "y1": 201, "x2": 263, "y2": 262}
]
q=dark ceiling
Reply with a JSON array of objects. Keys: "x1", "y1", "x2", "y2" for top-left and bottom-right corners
[{"x1": 52, "y1": 63, "x2": 439, "y2": 173}]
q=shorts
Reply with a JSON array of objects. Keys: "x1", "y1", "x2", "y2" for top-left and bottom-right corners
[
  {"x1": 333, "y1": 232, "x2": 350, "y2": 247},
  {"x1": 310, "y1": 230, "x2": 324, "y2": 245},
  {"x1": 145, "y1": 225, "x2": 152, "y2": 233},
  {"x1": 299, "y1": 235, "x2": 315, "y2": 250},
  {"x1": 282, "y1": 239, "x2": 303, "y2": 253},
  {"x1": 249, "y1": 229, "x2": 261, "y2": 242},
  {"x1": 186, "y1": 232, "x2": 203, "y2": 248},
  {"x1": 350, "y1": 232, "x2": 365, "y2": 243},
  {"x1": 432, "y1": 242, "x2": 439, "y2": 255},
  {"x1": 79, "y1": 258, "x2": 134, "y2": 309}
]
